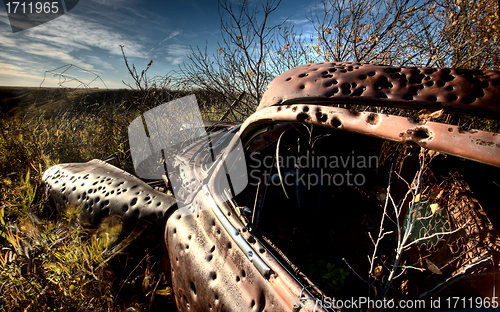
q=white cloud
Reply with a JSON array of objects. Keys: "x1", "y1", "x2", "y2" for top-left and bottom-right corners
[
  {"x1": 86, "y1": 56, "x2": 114, "y2": 71},
  {"x1": 0, "y1": 51, "x2": 26, "y2": 63},
  {"x1": 161, "y1": 30, "x2": 182, "y2": 43},
  {"x1": 0, "y1": 32, "x2": 18, "y2": 49},
  {"x1": 0, "y1": 11, "x2": 149, "y2": 86},
  {"x1": 25, "y1": 42, "x2": 95, "y2": 70},
  {"x1": 288, "y1": 18, "x2": 309, "y2": 25},
  {"x1": 25, "y1": 14, "x2": 146, "y2": 58},
  {"x1": 0, "y1": 0, "x2": 214, "y2": 87},
  {"x1": 165, "y1": 44, "x2": 191, "y2": 65},
  {"x1": 0, "y1": 59, "x2": 125, "y2": 88},
  {"x1": 0, "y1": 61, "x2": 56, "y2": 86},
  {"x1": 0, "y1": 62, "x2": 24, "y2": 73}
]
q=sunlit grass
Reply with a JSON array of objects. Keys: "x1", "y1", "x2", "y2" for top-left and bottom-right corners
[{"x1": 0, "y1": 100, "x2": 157, "y2": 311}]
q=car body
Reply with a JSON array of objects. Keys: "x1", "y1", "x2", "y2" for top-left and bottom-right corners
[{"x1": 43, "y1": 62, "x2": 500, "y2": 311}]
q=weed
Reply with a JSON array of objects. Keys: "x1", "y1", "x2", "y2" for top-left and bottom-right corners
[
  {"x1": 306, "y1": 255, "x2": 350, "y2": 296},
  {"x1": 0, "y1": 90, "x2": 163, "y2": 311}
]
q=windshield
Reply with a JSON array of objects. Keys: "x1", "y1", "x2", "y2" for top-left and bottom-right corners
[{"x1": 127, "y1": 94, "x2": 247, "y2": 215}]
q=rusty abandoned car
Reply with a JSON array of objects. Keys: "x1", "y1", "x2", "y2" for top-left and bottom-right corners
[{"x1": 42, "y1": 62, "x2": 500, "y2": 311}]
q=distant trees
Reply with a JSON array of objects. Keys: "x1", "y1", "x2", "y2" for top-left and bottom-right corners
[
  {"x1": 306, "y1": 0, "x2": 423, "y2": 65},
  {"x1": 280, "y1": 0, "x2": 499, "y2": 70},
  {"x1": 181, "y1": 0, "x2": 283, "y2": 114},
  {"x1": 414, "y1": 0, "x2": 500, "y2": 69},
  {"x1": 177, "y1": 0, "x2": 498, "y2": 116}
]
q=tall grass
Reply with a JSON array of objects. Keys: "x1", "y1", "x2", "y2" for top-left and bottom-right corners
[{"x1": 0, "y1": 96, "x2": 173, "y2": 311}]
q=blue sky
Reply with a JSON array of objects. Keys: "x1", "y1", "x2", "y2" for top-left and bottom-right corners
[{"x1": 0, "y1": 0, "x2": 313, "y2": 88}]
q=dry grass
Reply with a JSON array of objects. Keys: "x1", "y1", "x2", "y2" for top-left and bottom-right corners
[{"x1": 0, "y1": 89, "x2": 180, "y2": 311}]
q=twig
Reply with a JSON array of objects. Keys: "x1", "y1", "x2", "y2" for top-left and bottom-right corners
[
  {"x1": 219, "y1": 92, "x2": 246, "y2": 121},
  {"x1": 402, "y1": 222, "x2": 468, "y2": 251},
  {"x1": 342, "y1": 258, "x2": 367, "y2": 284},
  {"x1": 368, "y1": 165, "x2": 393, "y2": 282}
]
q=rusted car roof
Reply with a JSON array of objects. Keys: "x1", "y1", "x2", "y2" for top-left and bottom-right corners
[{"x1": 258, "y1": 62, "x2": 500, "y2": 120}]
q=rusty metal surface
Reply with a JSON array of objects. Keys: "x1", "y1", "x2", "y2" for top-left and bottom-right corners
[
  {"x1": 208, "y1": 103, "x2": 500, "y2": 311},
  {"x1": 42, "y1": 159, "x2": 176, "y2": 232},
  {"x1": 165, "y1": 190, "x2": 297, "y2": 312},
  {"x1": 238, "y1": 105, "x2": 500, "y2": 168},
  {"x1": 40, "y1": 62, "x2": 500, "y2": 311},
  {"x1": 170, "y1": 62, "x2": 500, "y2": 311},
  {"x1": 202, "y1": 148, "x2": 332, "y2": 311},
  {"x1": 259, "y1": 62, "x2": 500, "y2": 119}
]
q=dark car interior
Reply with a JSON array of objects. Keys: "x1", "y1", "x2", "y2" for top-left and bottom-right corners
[{"x1": 231, "y1": 120, "x2": 500, "y2": 304}]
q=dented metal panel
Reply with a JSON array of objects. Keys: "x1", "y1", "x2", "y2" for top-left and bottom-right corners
[
  {"x1": 202, "y1": 185, "x2": 270, "y2": 277},
  {"x1": 202, "y1": 167, "x2": 328, "y2": 311},
  {"x1": 42, "y1": 159, "x2": 176, "y2": 232},
  {"x1": 164, "y1": 190, "x2": 296, "y2": 312},
  {"x1": 259, "y1": 62, "x2": 500, "y2": 119}
]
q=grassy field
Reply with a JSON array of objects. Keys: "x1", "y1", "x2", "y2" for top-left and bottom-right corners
[
  {"x1": 0, "y1": 87, "x2": 202, "y2": 311},
  {"x1": 2, "y1": 85, "x2": 499, "y2": 311}
]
